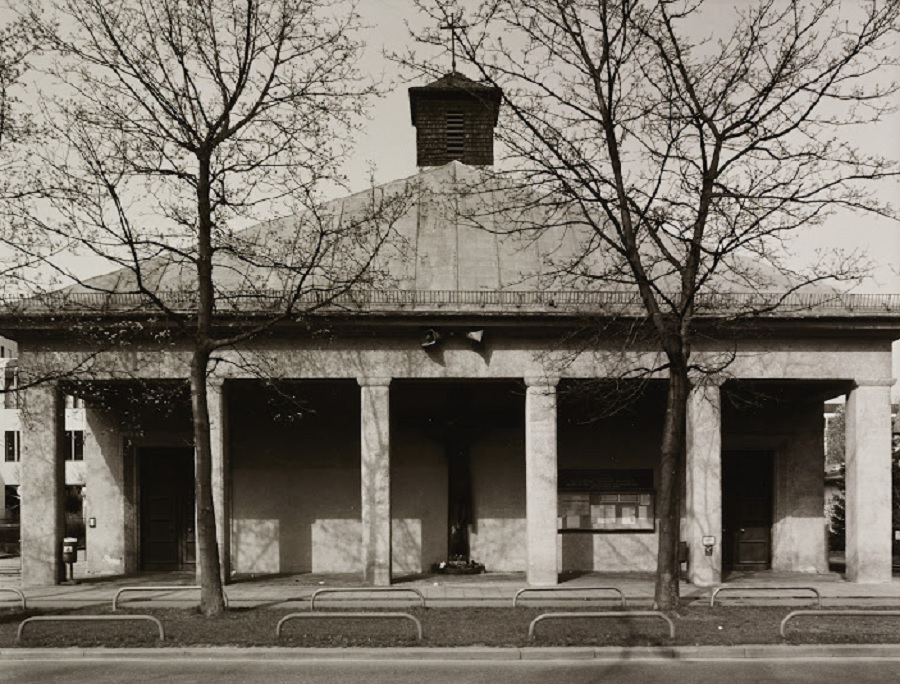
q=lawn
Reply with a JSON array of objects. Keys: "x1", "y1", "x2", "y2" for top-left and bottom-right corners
[{"x1": 3, "y1": 605, "x2": 900, "y2": 648}]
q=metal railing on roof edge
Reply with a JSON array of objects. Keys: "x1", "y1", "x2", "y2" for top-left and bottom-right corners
[{"x1": 0, "y1": 290, "x2": 898, "y2": 316}]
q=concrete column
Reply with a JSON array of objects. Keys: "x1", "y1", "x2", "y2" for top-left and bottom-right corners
[
  {"x1": 685, "y1": 379, "x2": 722, "y2": 587},
  {"x1": 524, "y1": 376, "x2": 559, "y2": 586},
  {"x1": 84, "y1": 406, "x2": 126, "y2": 575},
  {"x1": 845, "y1": 378, "x2": 895, "y2": 583},
  {"x1": 20, "y1": 382, "x2": 65, "y2": 585},
  {"x1": 208, "y1": 378, "x2": 230, "y2": 584},
  {"x1": 359, "y1": 377, "x2": 391, "y2": 586},
  {"x1": 772, "y1": 406, "x2": 827, "y2": 573}
]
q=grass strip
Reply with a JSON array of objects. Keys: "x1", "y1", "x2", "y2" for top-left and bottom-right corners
[{"x1": 3, "y1": 605, "x2": 900, "y2": 648}]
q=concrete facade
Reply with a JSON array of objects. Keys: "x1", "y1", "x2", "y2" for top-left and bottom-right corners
[
  {"x1": 0, "y1": 158, "x2": 898, "y2": 588},
  {"x1": 0, "y1": 322, "x2": 896, "y2": 588}
]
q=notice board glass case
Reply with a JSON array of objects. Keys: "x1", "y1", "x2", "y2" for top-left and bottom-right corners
[{"x1": 557, "y1": 469, "x2": 655, "y2": 532}]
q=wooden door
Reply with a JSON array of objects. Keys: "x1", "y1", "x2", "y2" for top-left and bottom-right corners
[
  {"x1": 723, "y1": 451, "x2": 773, "y2": 571},
  {"x1": 140, "y1": 448, "x2": 195, "y2": 571}
]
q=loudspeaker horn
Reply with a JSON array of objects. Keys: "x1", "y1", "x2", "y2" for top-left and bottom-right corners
[{"x1": 421, "y1": 329, "x2": 441, "y2": 347}]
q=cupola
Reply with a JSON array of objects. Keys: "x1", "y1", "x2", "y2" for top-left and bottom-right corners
[{"x1": 408, "y1": 72, "x2": 502, "y2": 167}]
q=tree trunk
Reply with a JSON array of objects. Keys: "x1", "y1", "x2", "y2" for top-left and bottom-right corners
[
  {"x1": 191, "y1": 348, "x2": 226, "y2": 616},
  {"x1": 193, "y1": 153, "x2": 225, "y2": 616},
  {"x1": 654, "y1": 365, "x2": 689, "y2": 611}
]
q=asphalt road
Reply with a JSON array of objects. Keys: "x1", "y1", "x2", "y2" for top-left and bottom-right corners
[{"x1": 2, "y1": 657, "x2": 900, "y2": 684}]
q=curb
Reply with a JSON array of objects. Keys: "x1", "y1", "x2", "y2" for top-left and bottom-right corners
[{"x1": 3, "y1": 644, "x2": 900, "y2": 661}]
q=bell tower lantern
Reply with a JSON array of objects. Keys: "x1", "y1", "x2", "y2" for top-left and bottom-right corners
[{"x1": 408, "y1": 72, "x2": 502, "y2": 167}]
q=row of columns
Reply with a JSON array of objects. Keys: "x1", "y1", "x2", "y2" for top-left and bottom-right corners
[{"x1": 17, "y1": 375, "x2": 896, "y2": 587}]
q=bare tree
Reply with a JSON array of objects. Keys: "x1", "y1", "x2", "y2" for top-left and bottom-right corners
[
  {"x1": 0, "y1": 15, "x2": 31, "y2": 169},
  {"x1": 0, "y1": 13, "x2": 40, "y2": 295},
  {"x1": 404, "y1": 0, "x2": 900, "y2": 608},
  {"x1": 13, "y1": 0, "x2": 410, "y2": 615}
]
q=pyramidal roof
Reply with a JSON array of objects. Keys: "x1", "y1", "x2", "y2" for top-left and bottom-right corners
[
  {"x1": 58, "y1": 160, "x2": 827, "y2": 312},
  {"x1": 413, "y1": 71, "x2": 498, "y2": 91},
  {"x1": 408, "y1": 71, "x2": 502, "y2": 127}
]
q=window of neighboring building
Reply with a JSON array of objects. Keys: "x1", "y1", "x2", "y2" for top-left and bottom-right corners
[
  {"x1": 65, "y1": 430, "x2": 84, "y2": 461},
  {"x1": 3, "y1": 431, "x2": 19, "y2": 462},
  {"x1": 446, "y1": 111, "x2": 465, "y2": 156},
  {"x1": 64, "y1": 485, "x2": 85, "y2": 548},
  {"x1": 1, "y1": 485, "x2": 20, "y2": 554},
  {"x1": 3, "y1": 485, "x2": 19, "y2": 521},
  {"x1": 2, "y1": 372, "x2": 17, "y2": 409}
]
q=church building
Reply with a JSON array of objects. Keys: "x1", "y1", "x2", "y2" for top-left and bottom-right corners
[{"x1": 1, "y1": 73, "x2": 898, "y2": 589}]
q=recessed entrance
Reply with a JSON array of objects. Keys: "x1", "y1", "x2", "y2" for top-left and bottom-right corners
[
  {"x1": 139, "y1": 447, "x2": 196, "y2": 571},
  {"x1": 722, "y1": 450, "x2": 773, "y2": 572},
  {"x1": 391, "y1": 380, "x2": 525, "y2": 574}
]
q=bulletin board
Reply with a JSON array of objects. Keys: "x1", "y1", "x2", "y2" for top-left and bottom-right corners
[{"x1": 557, "y1": 469, "x2": 655, "y2": 532}]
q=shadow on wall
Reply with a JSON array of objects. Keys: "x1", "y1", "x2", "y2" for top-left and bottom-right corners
[
  {"x1": 229, "y1": 380, "x2": 362, "y2": 575},
  {"x1": 232, "y1": 519, "x2": 280, "y2": 574},
  {"x1": 233, "y1": 517, "x2": 366, "y2": 575},
  {"x1": 391, "y1": 432, "x2": 447, "y2": 574},
  {"x1": 311, "y1": 519, "x2": 362, "y2": 572},
  {"x1": 470, "y1": 518, "x2": 527, "y2": 570},
  {"x1": 392, "y1": 518, "x2": 422, "y2": 575},
  {"x1": 559, "y1": 532, "x2": 659, "y2": 573}
]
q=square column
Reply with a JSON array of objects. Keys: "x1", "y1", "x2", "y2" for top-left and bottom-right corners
[
  {"x1": 359, "y1": 377, "x2": 392, "y2": 586},
  {"x1": 772, "y1": 406, "x2": 827, "y2": 573},
  {"x1": 20, "y1": 382, "x2": 65, "y2": 586},
  {"x1": 208, "y1": 379, "x2": 230, "y2": 584},
  {"x1": 524, "y1": 377, "x2": 558, "y2": 586},
  {"x1": 845, "y1": 378, "x2": 895, "y2": 583},
  {"x1": 685, "y1": 379, "x2": 722, "y2": 587},
  {"x1": 84, "y1": 405, "x2": 127, "y2": 575}
]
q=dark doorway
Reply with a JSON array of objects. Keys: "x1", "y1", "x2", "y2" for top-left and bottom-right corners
[
  {"x1": 64, "y1": 485, "x2": 85, "y2": 551},
  {"x1": 139, "y1": 447, "x2": 195, "y2": 571},
  {"x1": 722, "y1": 451, "x2": 773, "y2": 572}
]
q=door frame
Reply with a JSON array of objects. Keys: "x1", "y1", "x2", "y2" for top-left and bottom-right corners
[
  {"x1": 137, "y1": 446, "x2": 196, "y2": 571},
  {"x1": 722, "y1": 449, "x2": 774, "y2": 573}
]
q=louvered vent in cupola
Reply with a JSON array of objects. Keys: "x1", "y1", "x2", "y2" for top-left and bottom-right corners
[{"x1": 446, "y1": 111, "x2": 465, "y2": 157}]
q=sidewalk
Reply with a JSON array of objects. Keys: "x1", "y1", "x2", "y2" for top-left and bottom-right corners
[
  {"x1": 3, "y1": 561, "x2": 900, "y2": 610},
  {"x1": 5, "y1": 644, "x2": 900, "y2": 661}
]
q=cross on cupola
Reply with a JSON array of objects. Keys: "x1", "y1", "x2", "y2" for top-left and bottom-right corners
[{"x1": 439, "y1": 12, "x2": 467, "y2": 73}]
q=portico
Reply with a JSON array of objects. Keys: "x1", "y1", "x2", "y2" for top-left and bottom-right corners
[{"x1": 6, "y1": 323, "x2": 895, "y2": 589}]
